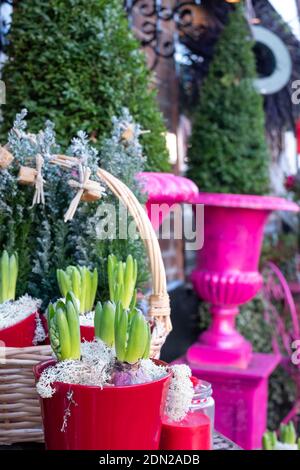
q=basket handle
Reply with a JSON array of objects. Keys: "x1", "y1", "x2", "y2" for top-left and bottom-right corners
[{"x1": 97, "y1": 168, "x2": 172, "y2": 357}]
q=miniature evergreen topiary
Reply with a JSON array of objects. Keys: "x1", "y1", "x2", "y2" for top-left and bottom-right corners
[
  {"x1": 187, "y1": 4, "x2": 269, "y2": 195},
  {"x1": 0, "y1": 0, "x2": 169, "y2": 172}
]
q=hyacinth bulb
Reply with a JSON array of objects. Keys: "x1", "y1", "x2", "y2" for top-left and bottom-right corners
[
  {"x1": 107, "y1": 254, "x2": 137, "y2": 310},
  {"x1": 94, "y1": 301, "x2": 151, "y2": 365},
  {"x1": 0, "y1": 250, "x2": 18, "y2": 303},
  {"x1": 48, "y1": 291, "x2": 81, "y2": 361},
  {"x1": 57, "y1": 265, "x2": 98, "y2": 314}
]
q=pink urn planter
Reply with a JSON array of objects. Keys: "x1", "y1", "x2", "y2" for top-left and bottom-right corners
[
  {"x1": 137, "y1": 173, "x2": 198, "y2": 230},
  {"x1": 187, "y1": 193, "x2": 299, "y2": 369}
]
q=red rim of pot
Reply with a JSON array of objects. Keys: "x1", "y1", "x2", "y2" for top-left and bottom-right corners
[
  {"x1": 34, "y1": 358, "x2": 171, "y2": 390},
  {"x1": 79, "y1": 325, "x2": 95, "y2": 342}
]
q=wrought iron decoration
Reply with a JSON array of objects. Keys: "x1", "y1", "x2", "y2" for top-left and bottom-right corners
[{"x1": 125, "y1": 1, "x2": 201, "y2": 68}]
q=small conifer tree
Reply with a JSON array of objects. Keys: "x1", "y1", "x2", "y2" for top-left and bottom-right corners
[{"x1": 188, "y1": 4, "x2": 269, "y2": 194}]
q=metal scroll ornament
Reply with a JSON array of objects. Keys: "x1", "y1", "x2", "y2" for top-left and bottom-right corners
[{"x1": 125, "y1": 0, "x2": 201, "y2": 69}]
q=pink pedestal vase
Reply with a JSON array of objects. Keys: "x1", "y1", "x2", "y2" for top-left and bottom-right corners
[
  {"x1": 187, "y1": 193, "x2": 299, "y2": 369},
  {"x1": 137, "y1": 172, "x2": 198, "y2": 230}
]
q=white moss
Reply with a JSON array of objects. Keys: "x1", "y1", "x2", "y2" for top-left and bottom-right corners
[
  {"x1": 37, "y1": 340, "x2": 114, "y2": 398},
  {"x1": 37, "y1": 360, "x2": 88, "y2": 398},
  {"x1": 0, "y1": 295, "x2": 41, "y2": 330},
  {"x1": 33, "y1": 313, "x2": 46, "y2": 345},
  {"x1": 37, "y1": 340, "x2": 192, "y2": 420},
  {"x1": 165, "y1": 364, "x2": 194, "y2": 422},
  {"x1": 37, "y1": 340, "x2": 170, "y2": 398},
  {"x1": 274, "y1": 443, "x2": 298, "y2": 451},
  {"x1": 61, "y1": 390, "x2": 78, "y2": 432},
  {"x1": 81, "y1": 338, "x2": 115, "y2": 367},
  {"x1": 134, "y1": 359, "x2": 168, "y2": 384},
  {"x1": 79, "y1": 311, "x2": 95, "y2": 327}
]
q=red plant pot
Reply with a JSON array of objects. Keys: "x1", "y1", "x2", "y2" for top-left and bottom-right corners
[
  {"x1": 80, "y1": 325, "x2": 94, "y2": 342},
  {"x1": 34, "y1": 359, "x2": 171, "y2": 450},
  {"x1": 0, "y1": 312, "x2": 37, "y2": 347}
]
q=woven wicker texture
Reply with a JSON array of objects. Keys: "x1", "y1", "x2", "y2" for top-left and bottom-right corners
[
  {"x1": 97, "y1": 168, "x2": 172, "y2": 358},
  {"x1": 0, "y1": 345, "x2": 52, "y2": 444}
]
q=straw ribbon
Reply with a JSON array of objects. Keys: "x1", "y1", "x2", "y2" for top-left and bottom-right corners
[
  {"x1": 64, "y1": 165, "x2": 91, "y2": 222},
  {"x1": 0, "y1": 145, "x2": 14, "y2": 169},
  {"x1": 31, "y1": 153, "x2": 45, "y2": 208}
]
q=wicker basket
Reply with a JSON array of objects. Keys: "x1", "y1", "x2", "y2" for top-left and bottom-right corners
[
  {"x1": 0, "y1": 168, "x2": 172, "y2": 445},
  {"x1": 0, "y1": 345, "x2": 52, "y2": 444},
  {"x1": 97, "y1": 168, "x2": 172, "y2": 358}
]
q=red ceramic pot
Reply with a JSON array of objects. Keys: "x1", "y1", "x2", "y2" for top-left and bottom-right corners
[
  {"x1": 80, "y1": 325, "x2": 94, "y2": 342},
  {"x1": 34, "y1": 359, "x2": 171, "y2": 450},
  {"x1": 0, "y1": 312, "x2": 37, "y2": 347}
]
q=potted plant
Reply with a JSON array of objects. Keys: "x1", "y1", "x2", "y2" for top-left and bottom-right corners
[
  {"x1": 50, "y1": 254, "x2": 138, "y2": 343},
  {"x1": 35, "y1": 282, "x2": 193, "y2": 450},
  {"x1": 35, "y1": 247, "x2": 194, "y2": 450},
  {"x1": 0, "y1": 250, "x2": 43, "y2": 347},
  {"x1": 263, "y1": 423, "x2": 300, "y2": 450},
  {"x1": 186, "y1": 5, "x2": 299, "y2": 368}
]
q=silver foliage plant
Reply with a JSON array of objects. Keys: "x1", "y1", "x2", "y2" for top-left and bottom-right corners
[
  {"x1": 69, "y1": 108, "x2": 149, "y2": 293},
  {"x1": 100, "y1": 107, "x2": 146, "y2": 199},
  {"x1": 8, "y1": 109, "x2": 58, "y2": 165},
  {"x1": 0, "y1": 108, "x2": 148, "y2": 305}
]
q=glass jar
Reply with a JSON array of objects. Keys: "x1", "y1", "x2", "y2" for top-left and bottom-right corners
[
  {"x1": 160, "y1": 377, "x2": 215, "y2": 450},
  {"x1": 191, "y1": 378, "x2": 215, "y2": 447}
]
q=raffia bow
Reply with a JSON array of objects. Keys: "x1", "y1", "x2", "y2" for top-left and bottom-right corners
[
  {"x1": 18, "y1": 153, "x2": 45, "y2": 208},
  {"x1": 51, "y1": 155, "x2": 104, "y2": 222},
  {"x1": 64, "y1": 165, "x2": 91, "y2": 222},
  {"x1": 31, "y1": 154, "x2": 45, "y2": 207},
  {"x1": 0, "y1": 145, "x2": 14, "y2": 169}
]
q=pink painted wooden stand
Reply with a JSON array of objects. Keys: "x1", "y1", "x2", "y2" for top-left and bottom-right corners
[
  {"x1": 183, "y1": 192, "x2": 299, "y2": 449},
  {"x1": 138, "y1": 180, "x2": 299, "y2": 449}
]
